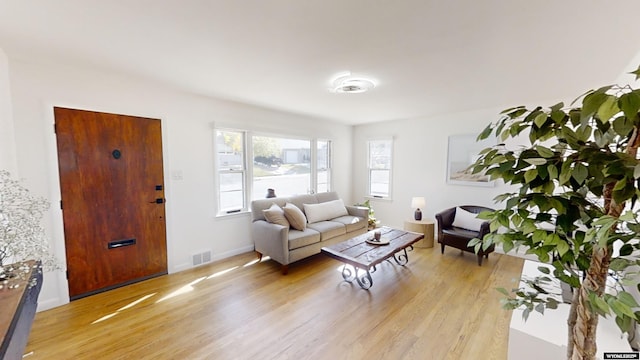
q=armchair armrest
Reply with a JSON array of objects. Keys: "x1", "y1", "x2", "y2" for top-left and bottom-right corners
[
  {"x1": 252, "y1": 220, "x2": 290, "y2": 265},
  {"x1": 478, "y1": 221, "x2": 491, "y2": 240},
  {"x1": 435, "y1": 207, "x2": 456, "y2": 235}
]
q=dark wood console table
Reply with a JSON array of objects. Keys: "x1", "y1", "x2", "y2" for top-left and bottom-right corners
[{"x1": 0, "y1": 261, "x2": 42, "y2": 360}]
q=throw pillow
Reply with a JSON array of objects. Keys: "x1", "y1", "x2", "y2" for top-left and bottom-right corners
[
  {"x1": 283, "y1": 202, "x2": 307, "y2": 231},
  {"x1": 263, "y1": 203, "x2": 290, "y2": 227},
  {"x1": 303, "y1": 199, "x2": 348, "y2": 223},
  {"x1": 452, "y1": 207, "x2": 485, "y2": 232}
]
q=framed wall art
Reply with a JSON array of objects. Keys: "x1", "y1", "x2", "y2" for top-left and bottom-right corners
[{"x1": 446, "y1": 133, "x2": 495, "y2": 187}]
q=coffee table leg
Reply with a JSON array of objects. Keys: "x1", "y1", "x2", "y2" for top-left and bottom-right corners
[
  {"x1": 341, "y1": 264, "x2": 373, "y2": 289},
  {"x1": 393, "y1": 248, "x2": 409, "y2": 266},
  {"x1": 341, "y1": 264, "x2": 356, "y2": 282},
  {"x1": 356, "y1": 270, "x2": 373, "y2": 290}
]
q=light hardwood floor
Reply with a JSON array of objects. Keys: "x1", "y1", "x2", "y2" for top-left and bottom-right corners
[{"x1": 25, "y1": 246, "x2": 524, "y2": 360}]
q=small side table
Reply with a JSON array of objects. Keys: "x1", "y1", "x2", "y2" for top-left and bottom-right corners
[{"x1": 404, "y1": 219, "x2": 435, "y2": 248}]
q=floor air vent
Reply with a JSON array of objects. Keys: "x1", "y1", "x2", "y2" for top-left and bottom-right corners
[{"x1": 192, "y1": 250, "x2": 212, "y2": 266}]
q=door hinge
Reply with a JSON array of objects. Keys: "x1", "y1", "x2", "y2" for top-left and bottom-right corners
[
  {"x1": 60, "y1": 200, "x2": 63, "y2": 209},
  {"x1": 66, "y1": 270, "x2": 69, "y2": 279},
  {"x1": 54, "y1": 123, "x2": 56, "y2": 133}
]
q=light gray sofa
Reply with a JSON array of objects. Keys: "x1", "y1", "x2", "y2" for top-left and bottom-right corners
[{"x1": 251, "y1": 191, "x2": 368, "y2": 274}]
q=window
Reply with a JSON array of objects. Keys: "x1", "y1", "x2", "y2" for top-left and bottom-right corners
[
  {"x1": 316, "y1": 140, "x2": 331, "y2": 193},
  {"x1": 367, "y1": 139, "x2": 393, "y2": 198},
  {"x1": 215, "y1": 130, "x2": 246, "y2": 213},
  {"x1": 252, "y1": 135, "x2": 311, "y2": 199}
]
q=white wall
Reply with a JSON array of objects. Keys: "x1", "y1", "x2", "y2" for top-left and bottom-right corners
[
  {"x1": 0, "y1": 48, "x2": 17, "y2": 173},
  {"x1": 352, "y1": 107, "x2": 523, "y2": 230},
  {"x1": 7, "y1": 58, "x2": 353, "y2": 310}
]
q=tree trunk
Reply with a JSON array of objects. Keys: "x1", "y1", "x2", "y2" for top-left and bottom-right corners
[
  {"x1": 567, "y1": 287, "x2": 580, "y2": 359},
  {"x1": 569, "y1": 125, "x2": 640, "y2": 359},
  {"x1": 570, "y1": 247, "x2": 610, "y2": 360}
]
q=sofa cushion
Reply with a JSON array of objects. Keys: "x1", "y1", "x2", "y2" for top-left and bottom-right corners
[
  {"x1": 283, "y1": 202, "x2": 307, "y2": 231},
  {"x1": 288, "y1": 194, "x2": 318, "y2": 214},
  {"x1": 303, "y1": 199, "x2": 348, "y2": 224},
  {"x1": 263, "y1": 203, "x2": 290, "y2": 227},
  {"x1": 330, "y1": 215, "x2": 366, "y2": 233},
  {"x1": 288, "y1": 228, "x2": 321, "y2": 250},
  {"x1": 452, "y1": 207, "x2": 485, "y2": 231},
  {"x1": 307, "y1": 221, "x2": 346, "y2": 241}
]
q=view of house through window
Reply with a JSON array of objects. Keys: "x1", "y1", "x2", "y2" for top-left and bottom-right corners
[
  {"x1": 215, "y1": 130, "x2": 333, "y2": 215},
  {"x1": 215, "y1": 130, "x2": 246, "y2": 213},
  {"x1": 368, "y1": 139, "x2": 393, "y2": 198},
  {"x1": 252, "y1": 136, "x2": 311, "y2": 199}
]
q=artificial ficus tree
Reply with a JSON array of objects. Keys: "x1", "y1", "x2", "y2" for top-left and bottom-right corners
[{"x1": 469, "y1": 66, "x2": 640, "y2": 360}]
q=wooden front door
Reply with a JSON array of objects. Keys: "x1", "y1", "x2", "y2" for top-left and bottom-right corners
[{"x1": 54, "y1": 107, "x2": 168, "y2": 300}]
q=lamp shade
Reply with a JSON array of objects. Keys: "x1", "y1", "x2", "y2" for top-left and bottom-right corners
[{"x1": 411, "y1": 197, "x2": 425, "y2": 209}]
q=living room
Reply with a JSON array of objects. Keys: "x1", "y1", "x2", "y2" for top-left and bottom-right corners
[{"x1": 2, "y1": 1, "x2": 640, "y2": 359}]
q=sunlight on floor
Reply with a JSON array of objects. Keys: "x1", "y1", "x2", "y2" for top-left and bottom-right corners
[
  {"x1": 118, "y1": 293, "x2": 155, "y2": 311},
  {"x1": 156, "y1": 276, "x2": 207, "y2": 303},
  {"x1": 93, "y1": 255, "x2": 273, "y2": 317},
  {"x1": 243, "y1": 259, "x2": 259, "y2": 267},
  {"x1": 207, "y1": 266, "x2": 239, "y2": 279},
  {"x1": 92, "y1": 293, "x2": 157, "y2": 324}
]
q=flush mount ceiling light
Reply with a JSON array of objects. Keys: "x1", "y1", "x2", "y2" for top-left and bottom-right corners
[{"x1": 329, "y1": 72, "x2": 377, "y2": 94}]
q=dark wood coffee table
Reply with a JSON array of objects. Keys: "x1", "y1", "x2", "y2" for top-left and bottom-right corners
[{"x1": 321, "y1": 227, "x2": 423, "y2": 289}]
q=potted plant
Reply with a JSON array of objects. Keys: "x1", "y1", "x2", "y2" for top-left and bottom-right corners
[
  {"x1": 469, "y1": 65, "x2": 640, "y2": 359},
  {"x1": 354, "y1": 199, "x2": 378, "y2": 229},
  {"x1": 0, "y1": 170, "x2": 58, "y2": 289}
]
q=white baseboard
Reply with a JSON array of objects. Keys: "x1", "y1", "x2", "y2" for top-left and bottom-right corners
[{"x1": 171, "y1": 245, "x2": 255, "y2": 274}]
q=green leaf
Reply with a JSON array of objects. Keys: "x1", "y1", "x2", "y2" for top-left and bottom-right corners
[
  {"x1": 634, "y1": 164, "x2": 640, "y2": 179},
  {"x1": 534, "y1": 113, "x2": 548, "y2": 128},
  {"x1": 619, "y1": 90, "x2": 640, "y2": 119},
  {"x1": 559, "y1": 162, "x2": 572, "y2": 185},
  {"x1": 631, "y1": 66, "x2": 640, "y2": 81},
  {"x1": 478, "y1": 124, "x2": 493, "y2": 140},
  {"x1": 556, "y1": 240, "x2": 570, "y2": 256},
  {"x1": 547, "y1": 164, "x2": 558, "y2": 179},
  {"x1": 496, "y1": 287, "x2": 510, "y2": 296},
  {"x1": 589, "y1": 293, "x2": 610, "y2": 316},
  {"x1": 524, "y1": 158, "x2": 547, "y2": 166},
  {"x1": 572, "y1": 163, "x2": 588, "y2": 184},
  {"x1": 582, "y1": 91, "x2": 608, "y2": 121},
  {"x1": 576, "y1": 124, "x2": 593, "y2": 142},
  {"x1": 537, "y1": 266, "x2": 550, "y2": 275},
  {"x1": 613, "y1": 178, "x2": 628, "y2": 191},
  {"x1": 610, "y1": 299, "x2": 636, "y2": 318},
  {"x1": 549, "y1": 102, "x2": 564, "y2": 112},
  {"x1": 610, "y1": 258, "x2": 633, "y2": 271},
  {"x1": 619, "y1": 244, "x2": 634, "y2": 256},
  {"x1": 502, "y1": 240, "x2": 514, "y2": 253},
  {"x1": 618, "y1": 291, "x2": 640, "y2": 308},
  {"x1": 613, "y1": 115, "x2": 634, "y2": 136},
  {"x1": 524, "y1": 169, "x2": 538, "y2": 183},
  {"x1": 536, "y1": 146, "x2": 554, "y2": 158},
  {"x1": 596, "y1": 95, "x2": 620, "y2": 123}
]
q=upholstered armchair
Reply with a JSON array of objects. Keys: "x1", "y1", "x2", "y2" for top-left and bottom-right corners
[{"x1": 435, "y1": 205, "x2": 494, "y2": 266}]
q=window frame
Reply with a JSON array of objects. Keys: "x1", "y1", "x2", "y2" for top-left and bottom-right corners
[
  {"x1": 315, "y1": 139, "x2": 332, "y2": 194},
  {"x1": 214, "y1": 128, "x2": 248, "y2": 215},
  {"x1": 367, "y1": 138, "x2": 393, "y2": 199},
  {"x1": 214, "y1": 127, "x2": 335, "y2": 216}
]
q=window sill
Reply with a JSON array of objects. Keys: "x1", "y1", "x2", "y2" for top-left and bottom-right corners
[
  {"x1": 365, "y1": 196, "x2": 393, "y2": 203},
  {"x1": 215, "y1": 209, "x2": 251, "y2": 219}
]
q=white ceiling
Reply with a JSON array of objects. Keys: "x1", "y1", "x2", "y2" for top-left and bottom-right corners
[{"x1": 1, "y1": 1, "x2": 640, "y2": 125}]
